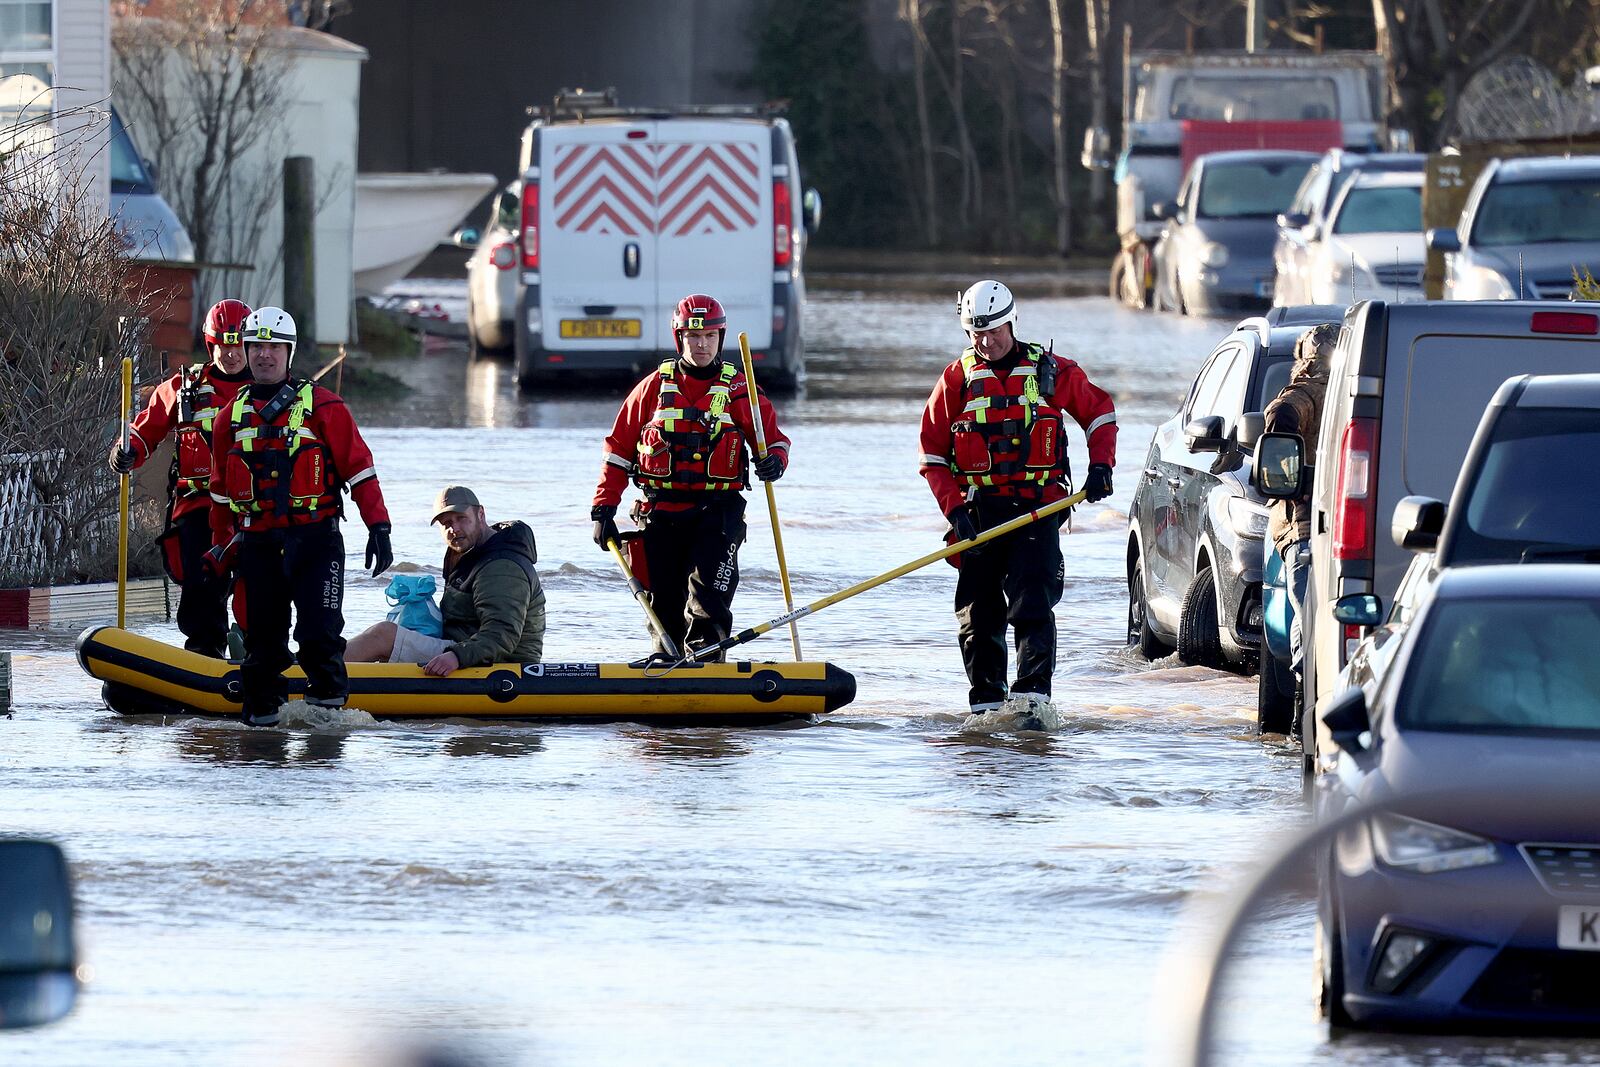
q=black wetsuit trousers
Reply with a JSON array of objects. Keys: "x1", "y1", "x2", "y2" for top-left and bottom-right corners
[
  {"x1": 236, "y1": 519, "x2": 346, "y2": 717},
  {"x1": 954, "y1": 495, "x2": 1065, "y2": 710},
  {"x1": 641, "y1": 496, "x2": 747, "y2": 658},
  {"x1": 173, "y1": 509, "x2": 229, "y2": 657}
]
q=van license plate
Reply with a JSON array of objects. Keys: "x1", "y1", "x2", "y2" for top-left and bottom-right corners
[
  {"x1": 1558, "y1": 906, "x2": 1600, "y2": 951},
  {"x1": 560, "y1": 319, "x2": 641, "y2": 339}
]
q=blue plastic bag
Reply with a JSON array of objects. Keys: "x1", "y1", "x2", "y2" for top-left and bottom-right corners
[{"x1": 385, "y1": 574, "x2": 444, "y2": 638}]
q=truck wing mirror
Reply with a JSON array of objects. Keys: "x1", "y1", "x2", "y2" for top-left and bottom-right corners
[
  {"x1": 1252, "y1": 431, "x2": 1304, "y2": 498},
  {"x1": 1321, "y1": 686, "x2": 1372, "y2": 755}
]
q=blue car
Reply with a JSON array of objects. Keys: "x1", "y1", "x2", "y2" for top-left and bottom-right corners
[{"x1": 1314, "y1": 565, "x2": 1600, "y2": 1030}]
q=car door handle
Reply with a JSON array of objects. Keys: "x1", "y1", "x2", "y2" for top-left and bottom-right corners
[
  {"x1": 623, "y1": 243, "x2": 640, "y2": 278},
  {"x1": 1167, "y1": 478, "x2": 1182, "y2": 490},
  {"x1": 1143, "y1": 467, "x2": 1160, "y2": 481}
]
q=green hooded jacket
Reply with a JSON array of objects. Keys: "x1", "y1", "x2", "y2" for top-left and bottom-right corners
[{"x1": 440, "y1": 520, "x2": 546, "y2": 666}]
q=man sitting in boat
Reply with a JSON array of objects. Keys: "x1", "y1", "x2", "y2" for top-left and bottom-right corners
[{"x1": 346, "y1": 486, "x2": 546, "y2": 674}]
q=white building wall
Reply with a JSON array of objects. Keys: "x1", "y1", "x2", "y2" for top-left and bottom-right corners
[{"x1": 51, "y1": 0, "x2": 110, "y2": 213}]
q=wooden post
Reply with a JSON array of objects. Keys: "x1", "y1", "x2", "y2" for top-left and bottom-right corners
[{"x1": 283, "y1": 156, "x2": 317, "y2": 356}]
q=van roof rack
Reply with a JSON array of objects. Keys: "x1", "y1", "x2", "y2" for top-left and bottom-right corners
[{"x1": 527, "y1": 87, "x2": 788, "y2": 123}]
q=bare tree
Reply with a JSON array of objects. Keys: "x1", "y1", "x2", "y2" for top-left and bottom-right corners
[
  {"x1": 904, "y1": 0, "x2": 942, "y2": 245},
  {"x1": 113, "y1": 1, "x2": 291, "y2": 302},
  {"x1": 1047, "y1": 0, "x2": 1072, "y2": 254},
  {"x1": 1082, "y1": 0, "x2": 1112, "y2": 243},
  {"x1": 0, "y1": 106, "x2": 162, "y2": 586}
]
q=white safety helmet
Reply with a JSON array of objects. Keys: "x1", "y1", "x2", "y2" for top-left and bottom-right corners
[
  {"x1": 243, "y1": 306, "x2": 298, "y2": 365},
  {"x1": 958, "y1": 280, "x2": 1017, "y2": 333}
]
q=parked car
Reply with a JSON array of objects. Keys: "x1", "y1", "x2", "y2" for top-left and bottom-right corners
[
  {"x1": 108, "y1": 106, "x2": 194, "y2": 263},
  {"x1": 1126, "y1": 305, "x2": 1342, "y2": 672},
  {"x1": 1150, "y1": 150, "x2": 1317, "y2": 316},
  {"x1": 454, "y1": 181, "x2": 522, "y2": 352},
  {"x1": 1312, "y1": 565, "x2": 1600, "y2": 1029},
  {"x1": 511, "y1": 91, "x2": 819, "y2": 390},
  {"x1": 0, "y1": 838, "x2": 79, "y2": 1030},
  {"x1": 1281, "y1": 169, "x2": 1425, "y2": 307},
  {"x1": 1273, "y1": 150, "x2": 1424, "y2": 306},
  {"x1": 1431, "y1": 156, "x2": 1600, "y2": 300},
  {"x1": 1259, "y1": 300, "x2": 1600, "y2": 771}
]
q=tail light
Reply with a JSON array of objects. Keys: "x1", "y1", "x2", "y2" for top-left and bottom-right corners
[
  {"x1": 520, "y1": 184, "x2": 540, "y2": 270},
  {"x1": 490, "y1": 242, "x2": 517, "y2": 270},
  {"x1": 773, "y1": 180, "x2": 792, "y2": 268},
  {"x1": 1531, "y1": 311, "x2": 1599, "y2": 335},
  {"x1": 1332, "y1": 416, "x2": 1379, "y2": 561}
]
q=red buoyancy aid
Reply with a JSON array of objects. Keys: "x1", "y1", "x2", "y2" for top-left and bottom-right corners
[
  {"x1": 172, "y1": 365, "x2": 229, "y2": 497},
  {"x1": 947, "y1": 343, "x2": 1070, "y2": 494},
  {"x1": 217, "y1": 381, "x2": 341, "y2": 524},
  {"x1": 631, "y1": 359, "x2": 749, "y2": 497}
]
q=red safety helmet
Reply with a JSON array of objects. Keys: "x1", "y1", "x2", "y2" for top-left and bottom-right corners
[
  {"x1": 671, "y1": 293, "x2": 726, "y2": 355},
  {"x1": 203, "y1": 299, "x2": 253, "y2": 348}
]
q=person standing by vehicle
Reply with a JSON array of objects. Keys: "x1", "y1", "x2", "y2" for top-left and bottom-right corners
[
  {"x1": 919, "y1": 280, "x2": 1118, "y2": 716},
  {"x1": 1263, "y1": 322, "x2": 1338, "y2": 686},
  {"x1": 109, "y1": 299, "x2": 254, "y2": 657},
  {"x1": 589, "y1": 294, "x2": 788, "y2": 659},
  {"x1": 207, "y1": 307, "x2": 393, "y2": 727}
]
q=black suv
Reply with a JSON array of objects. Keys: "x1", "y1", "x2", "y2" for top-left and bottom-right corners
[{"x1": 1126, "y1": 305, "x2": 1342, "y2": 670}]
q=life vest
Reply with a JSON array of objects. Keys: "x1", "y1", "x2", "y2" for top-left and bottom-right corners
[
  {"x1": 219, "y1": 381, "x2": 341, "y2": 523},
  {"x1": 172, "y1": 365, "x2": 224, "y2": 497},
  {"x1": 631, "y1": 360, "x2": 748, "y2": 496},
  {"x1": 947, "y1": 344, "x2": 1069, "y2": 493}
]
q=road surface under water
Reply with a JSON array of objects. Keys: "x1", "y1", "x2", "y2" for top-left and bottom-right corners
[{"x1": 6, "y1": 286, "x2": 1598, "y2": 1066}]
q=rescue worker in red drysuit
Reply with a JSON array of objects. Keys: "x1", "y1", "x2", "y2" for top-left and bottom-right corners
[
  {"x1": 207, "y1": 306, "x2": 393, "y2": 727},
  {"x1": 919, "y1": 280, "x2": 1118, "y2": 715},
  {"x1": 590, "y1": 294, "x2": 789, "y2": 659},
  {"x1": 109, "y1": 298, "x2": 253, "y2": 657}
]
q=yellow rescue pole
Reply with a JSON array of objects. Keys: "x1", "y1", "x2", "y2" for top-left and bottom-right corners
[
  {"x1": 117, "y1": 356, "x2": 133, "y2": 629},
  {"x1": 690, "y1": 489, "x2": 1089, "y2": 663},
  {"x1": 607, "y1": 536, "x2": 680, "y2": 660},
  {"x1": 737, "y1": 332, "x2": 801, "y2": 660}
]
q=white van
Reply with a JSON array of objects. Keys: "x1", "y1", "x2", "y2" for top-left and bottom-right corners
[{"x1": 512, "y1": 91, "x2": 820, "y2": 391}]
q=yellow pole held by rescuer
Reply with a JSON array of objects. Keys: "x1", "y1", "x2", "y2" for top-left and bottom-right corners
[
  {"x1": 738, "y1": 331, "x2": 802, "y2": 661},
  {"x1": 690, "y1": 490, "x2": 1089, "y2": 663},
  {"x1": 117, "y1": 355, "x2": 133, "y2": 629}
]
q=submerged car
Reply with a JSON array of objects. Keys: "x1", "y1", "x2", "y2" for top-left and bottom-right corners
[
  {"x1": 1126, "y1": 305, "x2": 1341, "y2": 672},
  {"x1": 1432, "y1": 156, "x2": 1600, "y2": 301},
  {"x1": 1150, "y1": 150, "x2": 1317, "y2": 316},
  {"x1": 1314, "y1": 566, "x2": 1600, "y2": 1030}
]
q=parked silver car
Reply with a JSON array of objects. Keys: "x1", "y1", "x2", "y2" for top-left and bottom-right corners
[
  {"x1": 1430, "y1": 156, "x2": 1600, "y2": 300},
  {"x1": 1273, "y1": 150, "x2": 1424, "y2": 306},
  {"x1": 1277, "y1": 170, "x2": 1424, "y2": 307},
  {"x1": 1150, "y1": 150, "x2": 1316, "y2": 315},
  {"x1": 454, "y1": 182, "x2": 522, "y2": 352}
]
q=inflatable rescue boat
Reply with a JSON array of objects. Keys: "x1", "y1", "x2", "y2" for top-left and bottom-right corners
[{"x1": 77, "y1": 627, "x2": 855, "y2": 723}]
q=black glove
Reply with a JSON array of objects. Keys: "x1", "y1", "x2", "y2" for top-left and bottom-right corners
[
  {"x1": 365, "y1": 521, "x2": 393, "y2": 577},
  {"x1": 591, "y1": 505, "x2": 620, "y2": 550},
  {"x1": 753, "y1": 452, "x2": 784, "y2": 482},
  {"x1": 947, "y1": 506, "x2": 980, "y2": 546},
  {"x1": 1084, "y1": 463, "x2": 1114, "y2": 503},
  {"x1": 108, "y1": 443, "x2": 137, "y2": 475}
]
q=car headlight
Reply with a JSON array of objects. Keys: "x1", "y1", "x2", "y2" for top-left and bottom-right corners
[
  {"x1": 1226, "y1": 497, "x2": 1269, "y2": 539},
  {"x1": 1200, "y1": 241, "x2": 1229, "y2": 268},
  {"x1": 1370, "y1": 813, "x2": 1499, "y2": 873},
  {"x1": 1462, "y1": 264, "x2": 1516, "y2": 300}
]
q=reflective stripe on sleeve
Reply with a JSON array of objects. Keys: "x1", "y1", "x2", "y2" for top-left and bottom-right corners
[
  {"x1": 346, "y1": 466, "x2": 376, "y2": 486},
  {"x1": 210, "y1": 492, "x2": 230, "y2": 505},
  {"x1": 919, "y1": 453, "x2": 950, "y2": 468},
  {"x1": 604, "y1": 452, "x2": 634, "y2": 471},
  {"x1": 1086, "y1": 413, "x2": 1117, "y2": 436},
  {"x1": 766, "y1": 440, "x2": 789, "y2": 453}
]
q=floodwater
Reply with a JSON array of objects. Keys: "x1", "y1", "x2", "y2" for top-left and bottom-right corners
[{"x1": 6, "y1": 285, "x2": 1599, "y2": 1066}]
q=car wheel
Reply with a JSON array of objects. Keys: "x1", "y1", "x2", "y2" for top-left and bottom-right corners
[
  {"x1": 1127, "y1": 557, "x2": 1173, "y2": 660},
  {"x1": 1257, "y1": 651, "x2": 1296, "y2": 735},
  {"x1": 1315, "y1": 890, "x2": 1355, "y2": 1027},
  {"x1": 1177, "y1": 564, "x2": 1224, "y2": 668}
]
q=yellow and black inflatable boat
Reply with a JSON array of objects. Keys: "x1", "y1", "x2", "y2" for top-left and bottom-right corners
[{"x1": 77, "y1": 627, "x2": 855, "y2": 724}]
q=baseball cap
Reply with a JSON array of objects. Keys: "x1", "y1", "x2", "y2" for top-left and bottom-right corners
[{"x1": 431, "y1": 485, "x2": 481, "y2": 524}]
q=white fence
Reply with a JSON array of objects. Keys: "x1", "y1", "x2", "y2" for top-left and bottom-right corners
[{"x1": 0, "y1": 448, "x2": 123, "y2": 588}]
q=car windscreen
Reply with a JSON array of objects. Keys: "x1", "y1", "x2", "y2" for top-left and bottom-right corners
[
  {"x1": 1197, "y1": 159, "x2": 1314, "y2": 219},
  {"x1": 1166, "y1": 77, "x2": 1339, "y2": 121},
  {"x1": 1449, "y1": 407, "x2": 1600, "y2": 564},
  {"x1": 1402, "y1": 335, "x2": 1600, "y2": 501},
  {"x1": 1332, "y1": 185, "x2": 1421, "y2": 234},
  {"x1": 1399, "y1": 597, "x2": 1600, "y2": 733},
  {"x1": 109, "y1": 109, "x2": 154, "y2": 194},
  {"x1": 1470, "y1": 177, "x2": 1600, "y2": 247}
]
